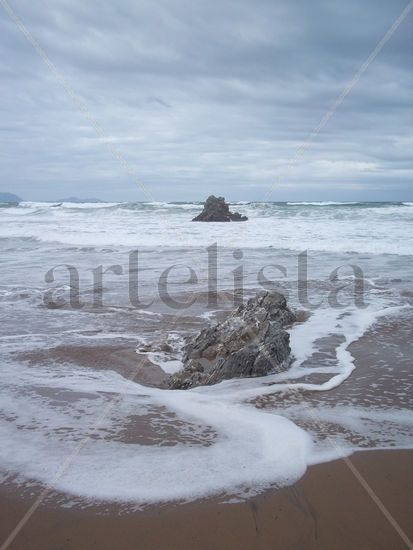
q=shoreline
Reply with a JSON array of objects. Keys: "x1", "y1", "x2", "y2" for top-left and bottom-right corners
[{"x1": 1, "y1": 448, "x2": 412, "y2": 549}]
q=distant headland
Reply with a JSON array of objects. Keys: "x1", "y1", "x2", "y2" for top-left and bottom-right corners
[
  {"x1": 59, "y1": 197, "x2": 103, "y2": 203},
  {"x1": 0, "y1": 192, "x2": 22, "y2": 203}
]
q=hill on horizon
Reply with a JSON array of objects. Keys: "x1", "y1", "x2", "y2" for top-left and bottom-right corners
[
  {"x1": 58, "y1": 196, "x2": 103, "y2": 203},
  {"x1": 0, "y1": 192, "x2": 22, "y2": 203}
]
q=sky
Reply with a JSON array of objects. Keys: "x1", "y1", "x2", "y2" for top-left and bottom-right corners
[{"x1": 0, "y1": 0, "x2": 412, "y2": 202}]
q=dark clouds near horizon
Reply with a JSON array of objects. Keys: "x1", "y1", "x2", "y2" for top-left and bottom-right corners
[{"x1": 0, "y1": 0, "x2": 412, "y2": 201}]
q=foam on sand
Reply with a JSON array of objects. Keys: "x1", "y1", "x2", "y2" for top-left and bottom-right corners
[
  {"x1": 0, "y1": 305, "x2": 411, "y2": 504},
  {"x1": 0, "y1": 360, "x2": 312, "y2": 503}
]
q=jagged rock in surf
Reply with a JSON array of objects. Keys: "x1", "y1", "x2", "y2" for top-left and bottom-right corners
[
  {"x1": 169, "y1": 291, "x2": 295, "y2": 389},
  {"x1": 192, "y1": 195, "x2": 248, "y2": 222}
]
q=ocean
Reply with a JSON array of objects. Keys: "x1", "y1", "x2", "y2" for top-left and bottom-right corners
[{"x1": 0, "y1": 200, "x2": 412, "y2": 504}]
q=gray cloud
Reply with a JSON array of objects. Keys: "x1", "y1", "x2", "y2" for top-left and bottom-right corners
[{"x1": 0, "y1": 0, "x2": 412, "y2": 201}]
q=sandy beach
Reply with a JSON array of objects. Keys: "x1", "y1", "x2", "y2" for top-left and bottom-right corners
[{"x1": 1, "y1": 449, "x2": 412, "y2": 550}]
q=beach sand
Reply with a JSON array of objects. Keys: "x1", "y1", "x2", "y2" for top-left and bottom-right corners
[{"x1": 1, "y1": 449, "x2": 411, "y2": 550}]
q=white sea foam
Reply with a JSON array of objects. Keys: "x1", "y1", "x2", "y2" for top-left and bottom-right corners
[
  {"x1": 286, "y1": 201, "x2": 360, "y2": 206},
  {"x1": 0, "y1": 360, "x2": 313, "y2": 502},
  {"x1": 147, "y1": 353, "x2": 183, "y2": 374},
  {"x1": 0, "y1": 304, "x2": 411, "y2": 504},
  {"x1": 1, "y1": 201, "x2": 412, "y2": 254},
  {"x1": 0, "y1": 201, "x2": 412, "y2": 504},
  {"x1": 60, "y1": 202, "x2": 123, "y2": 209}
]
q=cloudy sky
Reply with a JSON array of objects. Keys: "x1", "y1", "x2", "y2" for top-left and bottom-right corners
[{"x1": 0, "y1": 0, "x2": 412, "y2": 201}]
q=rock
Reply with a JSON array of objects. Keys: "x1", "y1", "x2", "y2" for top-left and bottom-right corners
[
  {"x1": 169, "y1": 291, "x2": 296, "y2": 389},
  {"x1": 192, "y1": 195, "x2": 248, "y2": 222},
  {"x1": 159, "y1": 342, "x2": 173, "y2": 353},
  {"x1": 138, "y1": 343, "x2": 153, "y2": 353}
]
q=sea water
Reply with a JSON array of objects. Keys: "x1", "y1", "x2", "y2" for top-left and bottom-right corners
[{"x1": 0, "y1": 200, "x2": 412, "y2": 503}]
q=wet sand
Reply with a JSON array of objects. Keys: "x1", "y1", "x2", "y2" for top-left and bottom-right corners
[
  {"x1": 16, "y1": 344, "x2": 169, "y2": 387},
  {"x1": 2, "y1": 301, "x2": 412, "y2": 549},
  {"x1": 0, "y1": 449, "x2": 412, "y2": 550}
]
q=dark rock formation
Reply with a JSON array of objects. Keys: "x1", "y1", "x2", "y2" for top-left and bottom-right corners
[
  {"x1": 192, "y1": 195, "x2": 248, "y2": 222},
  {"x1": 169, "y1": 291, "x2": 296, "y2": 389}
]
